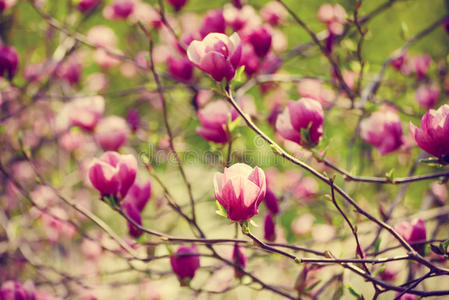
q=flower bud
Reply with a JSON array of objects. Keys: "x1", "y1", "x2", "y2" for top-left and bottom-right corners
[
  {"x1": 196, "y1": 100, "x2": 237, "y2": 144},
  {"x1": 410, "y1": 104, "x2": 449, "y2": 160},
  {"x1": 170, "y1": 245, "x2": 200, "y2": 286},
  {"x1": 395, "y1": 219, "x2": 427, "y2": 255},
  {"x1": 248, "y1": 26, "x2": 272, "y2": 58},
  {"x1": 167, "y1": 56, "x2": 194, "y2": 82},
  {"x1": 360, "y1": 109, "x2": 403, "y2": 155},
  {"x1": 95, "y1": 116, "x2": 130, "y2": 151},
  {"x1": 275, "y1": 98, "x2": 324, "y2": 147},
  {"x1": 88, "y1": 151, "x2": 137, "y2": 199},
  {"x1": 167, "y1": 0, "x2": 188, "y2": 12},
  {"x1": 415, "y1": 82, "x2": 440, "y2": 109},
  {"x1": 232, "y1": 243, "x2": 247, "y2": 279},
  {"x1": 0, "y1": 45, "x2": 19, "y2": 80},
  {"x1": 395, "y1": 292, "x2": 418, "y2": 300},
  {"x1": 187, "y1": 32, "x2": 242, "y2": 82},
  {"x1": 317, "y1": 4, "x2": 347, "y2": 35},
  {"x1": 264, "y1": 213, "x2": 276, "y2": 242},
  {"x1": 214, "y1": 163, "x2": 266, "y2": 221}
]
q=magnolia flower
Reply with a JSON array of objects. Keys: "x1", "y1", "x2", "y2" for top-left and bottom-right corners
[
  {"x1": 248, "y1": 26, "x2": 272, "y2": 58},
  {"x1": 276, "y1": 98, "x2": 324, "y2": 147},
  {"x1": 360, "y1": 109, "x2": 403, "y2": 155},
  {"x1": 317, "y1": 3, "x2": 347, "y2": 35},
  {"x1": 69, "y1": 96, "x2": 105, "y2": 131},
  {"x1": 167, "y1": 0, "x2": 188, "y2": 11},
  {"x1": 410, "y1": 104, "x2": 449, "y2": 160},
  {"x1": 88, "y1": 151, "x2": 137, "y2": 199},
  {"x1": 94, "y1": 116, "x2": 130, "y2": 151},
  {"x1": 187, "y1": 32, "x2": 242, "y2": 82},
  {"x1": 214, "y1": 163, "x2": 266, "y2": 221},
  {"x1": 264, "y1": 213, "x2": 276, "y2": 241}
]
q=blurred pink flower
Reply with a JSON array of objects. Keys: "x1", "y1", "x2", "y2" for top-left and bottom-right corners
[
  {"x1": 0, "y1": 45, "x2": 19, "y2": 80},
  {"x1": 0, "y1": 281, "x2": 35, "y2": 300},
  {"x1": 123, "y1": 180, "x2": 151, "y2": 212},
  {"x1": 88, "y1": 151, "x2": 137, "y2": 199},
  {"x1": 360, "y1": 109, "x2": 403, "y2": 155},
  {"x1": 81, "y1": 238, "x2": 103, "y2": 260},
  {"x1": 199, "y1": 9, "x2": 226, "y2": 38},
  {"x1": 317, "y1": 3, "x2": 347, "y2": 35},
  {"x1": 127, "y1": 108, "x2": 140, "y2": 132},
  {"x1": 296, "y1": 79, "x2": 335, "y2": 108},
  {"x1": 410, "y1": 104, "x2": 449, "y2": 159},
  {"x1": 293, "y1": 176, "x2": 318, "y2": 203},
  {"x1": 223, "y1": 4, "x2": 257, "y2": 31},
  {"x1": 94, "y1": 116, "x2": 130, "y2": 151},
  {"x1": 395, "y1": 293, "x2": 417, "y2": 300},
  {"x1": 415, "y1": 82, "x2": 440, "y2": 109},
  {"x1": 78, "y1": 0, "x2": 101, "y2": 13},
  {"x1": 170, "y1": 245, "x2": 200, "y2": 286},
  {"x1": 232, "y1": 243, "x2": 247, "y2": 279},
  {"x1": 395, "y1": 219, "x2": 427, "y2": 255},
  {"x1": 167, "y1": 56, "x2": 194, "y2": 82},
  {"x1": 261, "y1": 2, "x2": 287, "y2": 26},
  {"x1": 276, "y1": 98, "x2": 324, "y2": 147},
  {"x1": 264, "y1": 213, "x2": 276, "y2": 242},
  {"x1": 167, "y1": 0, "x2": 188, "y2": 11},
  {"x1": 214, "y1": 163, "x2": 266, "y2": 221},
  {"x1": 87, "y1": 26, "x2": 117, "y2": 48},
  {"x1": 248, "y1": 26, "x2": 272, "y2": 58},
  {"x1": 196, "y1": 100, "x2": 237, "y2": 144},
  {"x1": 41, "y1": 207, "x2": 77, "y2": 242},
  {"x1": 69, "y1": 96, "x2": 105, "y2": 131},
  {"x1": 264, "y1": 188, "x2": 280, "y2": 215},
  {"x1": 187, "y1": 32, "x2": 242, "y2": 82},
  {"x1": 122, "y1": 201, "x2": 143, "y2": 238},
  {"x1": 412, "y1": 54, "x2": 432, "y2": 78}
]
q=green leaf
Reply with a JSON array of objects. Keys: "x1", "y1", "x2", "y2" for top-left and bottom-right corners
[
  {"x1": 374, "y1": 238, "x2": 381, "y2": 254},
  {"x1": 241, "y1": 220, "x2": 250, "y2": 234},
  {"x1": 233, "y1": 65, "x2": 246, "y2": 84},
  {"x1": 227, "y1": 114, "x2": 240, "y2": 133},
  {"x1": 346, "y1": 285, "x2": 363, "y2": 299},
  {"x1": 215, "y1": 200, "x2": 228, "y2": 218}
]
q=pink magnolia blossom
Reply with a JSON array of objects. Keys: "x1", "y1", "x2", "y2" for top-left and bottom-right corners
[
  {"x1": 261, "y1": 2, "x2": 287, "y2": 26},
  {"x1": 415, "y1": 82, "x2": 441, "y2": 109},
  {"x1": 239, "y1": 44, "x2": 260, "y2": 77},
  {"x1": 58, "y1": 58, "x2": 82, "y2": 86},
  {"x1": 395, "y1": 219, "x2": 427, "y2": 255},
  {"x1": 395, "y1": 293, "x2": 417, "y2": 300},
  {"x1": 94, "y1": 116, "x2": 130, "y2": 151},
  {"x1": 88, "y1": 151, "x2": 137, "y2": 199},
  {"x1": 170, "y1": 245, "x2": 200, "y2": 285},
  {"x1": 0, "y1": 45, "x2": 19, "y2": 80},
  {"x1": 187, "y1": 32, "x2": 242, "y2": 82},
  {"x1": 410, "y1": 104, "x2": 449, "y2": 160},
  {"x1": 360, "y1": 109, "x2": 403, "y2": 155},
  {"x1": 196, "y1": 100, "x2": 238, "y2": 144},
  {"x1": 41, "y1": 207, "x2": 77, "y2": 242},
  {"x1": 69, "y1": 96, "x2": 105, "y2": 131},
  {"x1": 264, "y1": 213, "x2": 276, "y2": 242},
  {"x1": 104, "y1": 0, "x2": 134, "y2": 20},
  {"x1": 167, "y1": 0, "x2": 188, "y2": 11},
  {"x1": 223, "y1": 4, "x2": 257, "y2": 31},
  {"x1": 167, "y1": 56, "x2": 194, "y2": 82},
  {"x1": 81, "y1": 238, "x2": 103, "y2": 260},
  {"x1": 214, "y1": 163, "x2": 266, "y2": 221},
  {"x1": 123, "y1": 180, "x2": 151, "y2": 212},
  {"x1": 86, "y1": 26, "x2": 118, "y2": 48},
  {"x1": 293, "y1": 177, "x2": 319, "y2": 203},
  {"x1": 276, "y1": 98, "x2": 324, "y2": 147},
  {"x1": 248, "y1": 26, "x2": 272, "y2": 58},
  {"x1": 232, "y1": 243, "x2": 247, "y2": 279}
]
